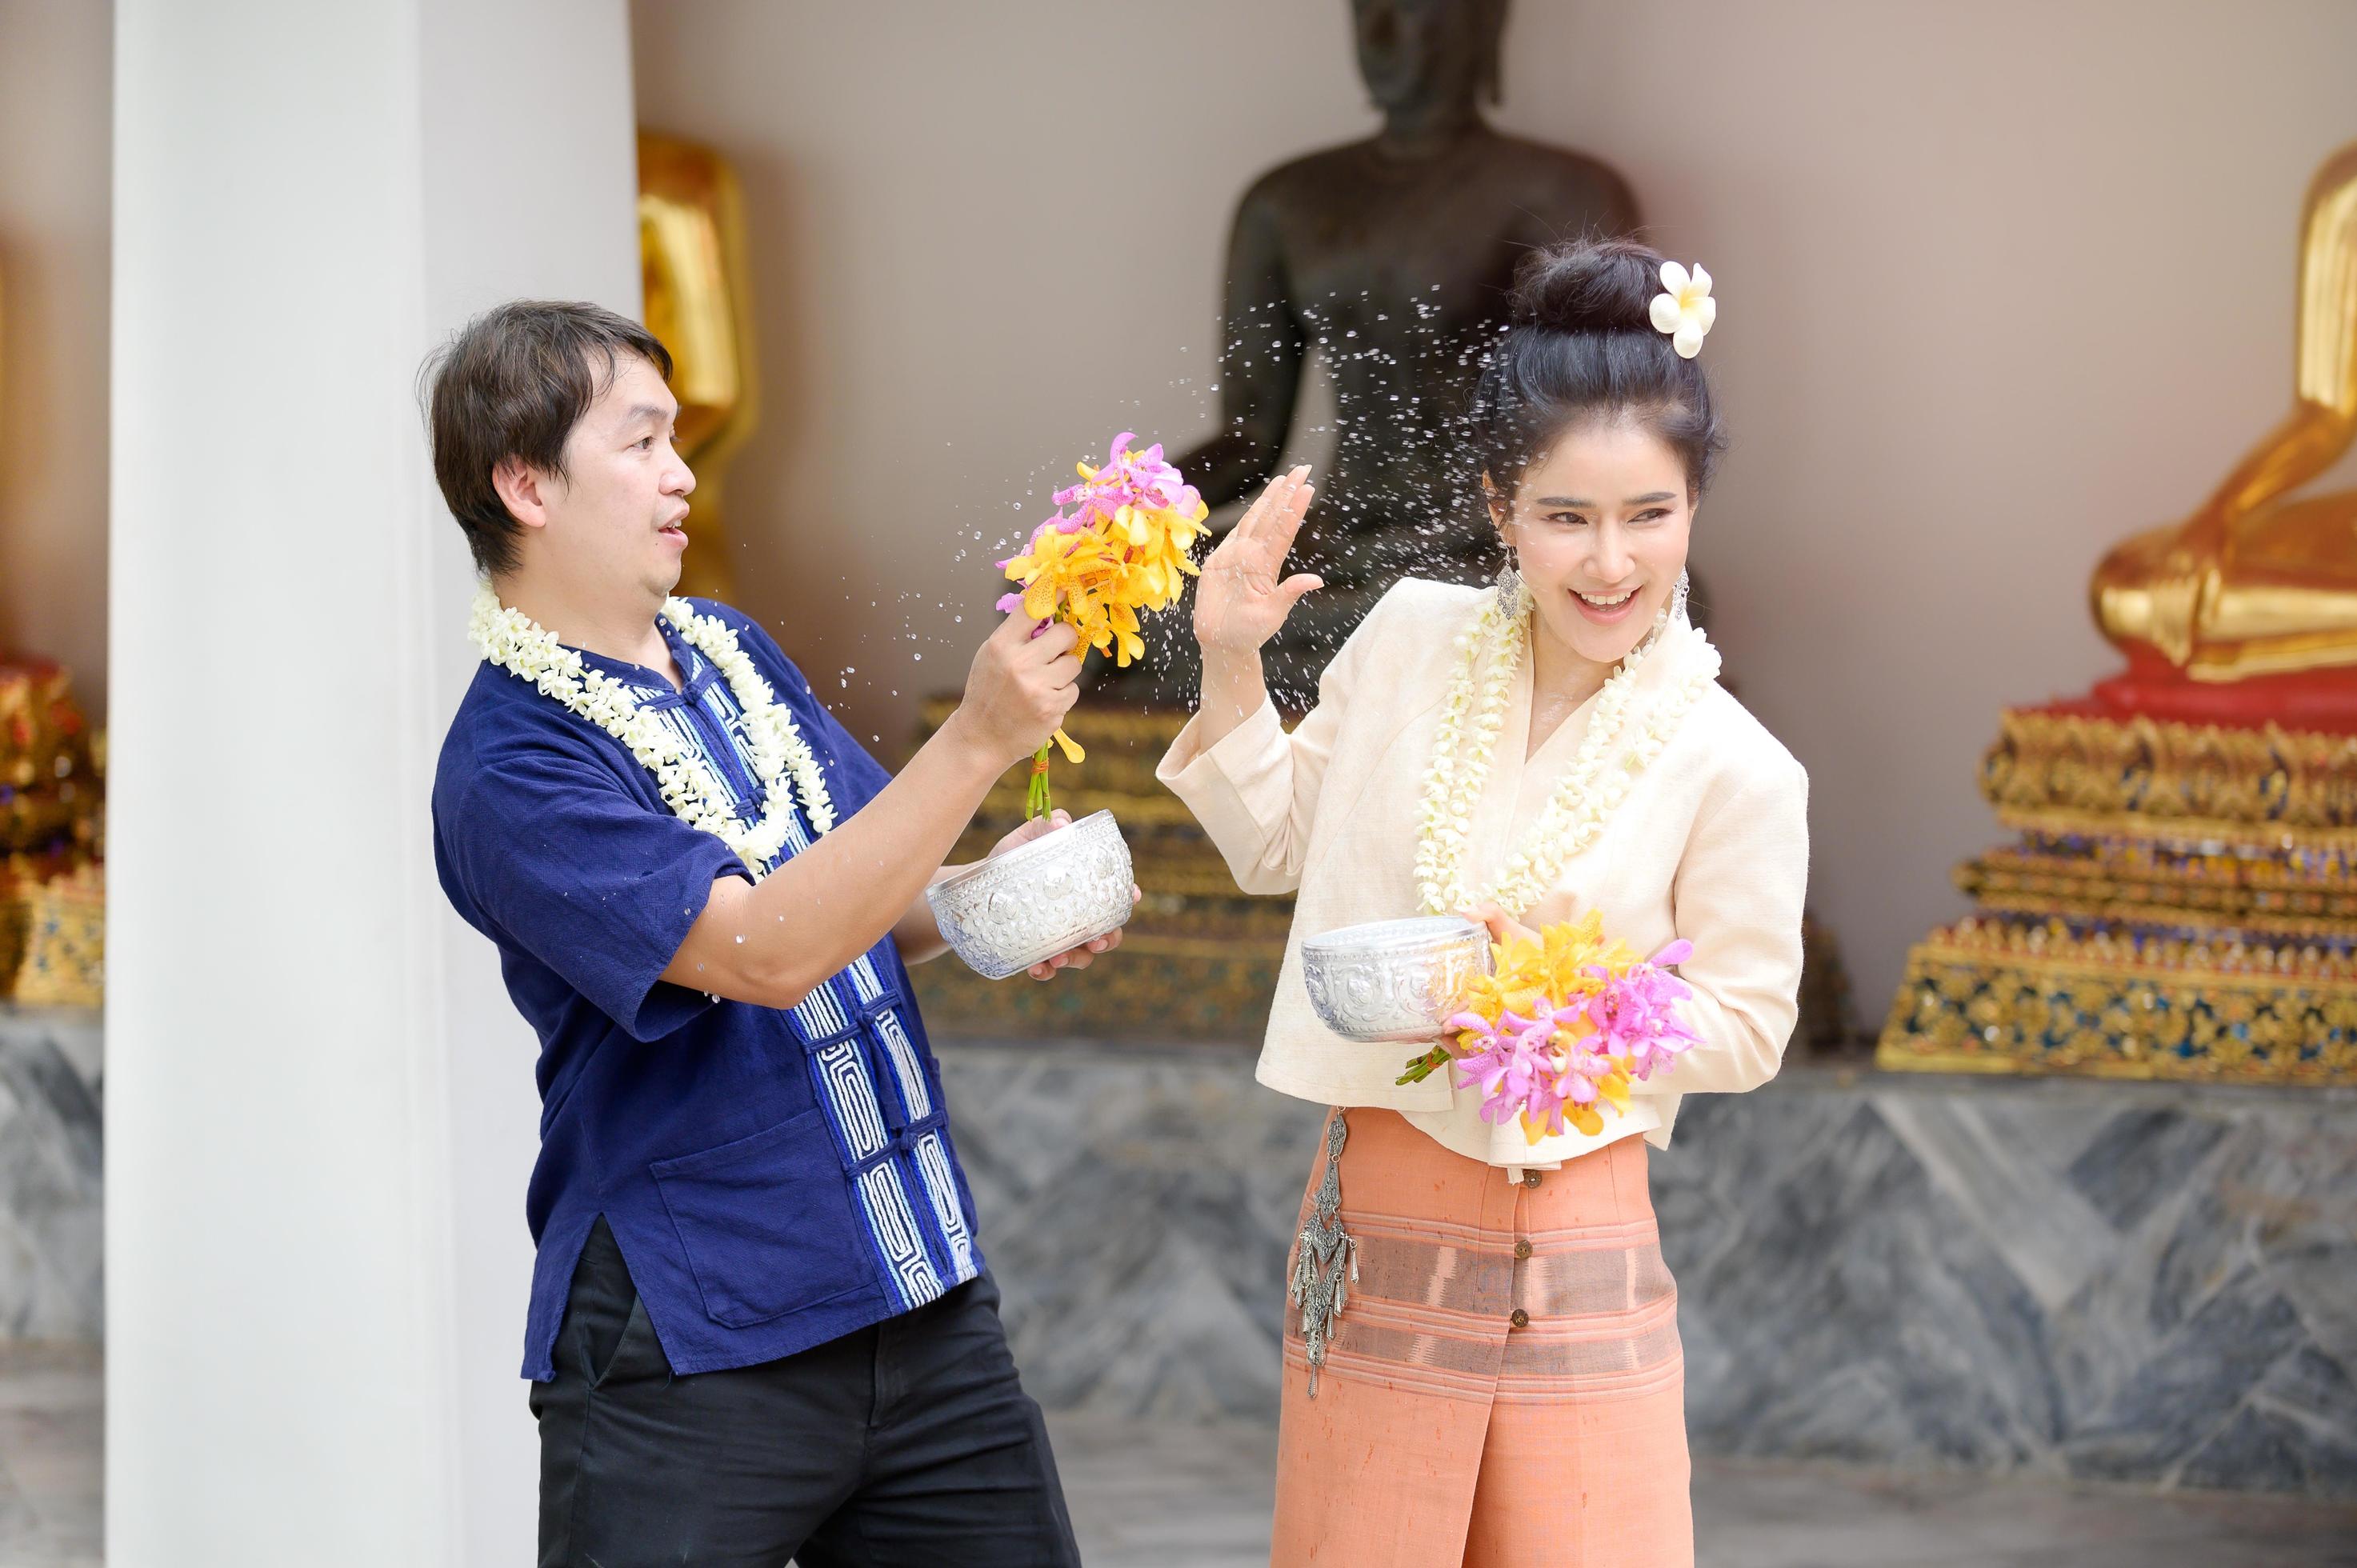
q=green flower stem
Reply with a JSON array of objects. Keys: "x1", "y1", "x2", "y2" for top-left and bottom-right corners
[
  {"x1": 1395, "y1": 1046, "x2": 1452, "y2": 1086},
  {"x1": 1026, "y1": 743, "x2": 1053, "y2": 821}
]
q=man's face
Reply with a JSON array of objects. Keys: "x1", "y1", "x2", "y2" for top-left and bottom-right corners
[{"x1": 542, "y1": 352, "x2": 695, "y2": 602}]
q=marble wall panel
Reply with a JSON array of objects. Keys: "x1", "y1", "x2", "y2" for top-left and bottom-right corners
[
  {"x1": 938, "y1": 1043, "x2": 2357, "y2": 1499},
  {"x1": 0, "y1": 1008, "x2": 102, "y2": 1342},
  {"x1": 6, "y1": 1014, "x2": 2346, "y2": 1497},
  {"x1": 943, "y1": 1048, "x2": 1323, "y2": 1422}
]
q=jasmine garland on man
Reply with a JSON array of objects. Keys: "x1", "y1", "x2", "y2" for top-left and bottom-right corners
[{"x1": 422, "y1": 301, "x2": 1208, "y2": 1566}]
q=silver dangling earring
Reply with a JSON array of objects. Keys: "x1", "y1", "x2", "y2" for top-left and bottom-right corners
[
  {"x1": 1495, "y1": 543, "x2": 1527, "y2": 618},
  {"x1": 1641, "y1": 566, "x2": 1691, "y2": 652}
]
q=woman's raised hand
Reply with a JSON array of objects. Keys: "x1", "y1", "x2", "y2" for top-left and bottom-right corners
[{"x1": 1192, "y1": 466, "x2": 1321, "y2": 656}]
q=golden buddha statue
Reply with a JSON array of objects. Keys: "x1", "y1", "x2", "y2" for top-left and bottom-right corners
[
  {"x1": 1881, "y1": 144, "x2": 2357, "y2": 1089},
  {"x1": 638, "y1": 130, "x2": 759, "y2": 602},
  {"x1": 2094, "y1": 141, "x2": 2357, "y2": 687}
]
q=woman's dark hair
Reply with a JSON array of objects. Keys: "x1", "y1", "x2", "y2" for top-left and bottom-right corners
[
  {"x1": 1468, "y1": 238, "x2": 1726, "y2": 505},
  {"x1": 423, "y1": 301, "x2": 674, "y2": 576}
]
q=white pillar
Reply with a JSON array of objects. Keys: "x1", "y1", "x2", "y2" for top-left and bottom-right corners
[{"x1": 107, "y1": 2, "x2": 636, "y2": 1562}]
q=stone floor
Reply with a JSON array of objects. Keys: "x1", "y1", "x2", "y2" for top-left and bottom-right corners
[
  {"x1": 0, "y1": 1345, "x2": 100, "y2": 1568},
  {"x1": 6, "y1": 1346, "x2": 2355, "y2": 1566},
  {"x1": 1049, "y1": 1412, "x2": 2357, "y2": 1567}
]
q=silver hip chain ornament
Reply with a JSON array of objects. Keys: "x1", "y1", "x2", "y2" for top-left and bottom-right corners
[{"x1": 1289, "y1": 1109, "x2": 1358, "y2": 1398}]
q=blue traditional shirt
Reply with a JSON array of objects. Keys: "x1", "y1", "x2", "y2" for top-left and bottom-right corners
[{"x1": 431, "y1": 598, "x2": 985, "y2": 1379}]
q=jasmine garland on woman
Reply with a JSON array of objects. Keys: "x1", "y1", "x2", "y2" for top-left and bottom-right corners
[{"x1": 1162, "y1": 238, "x2": 1807, "y2": 1567}]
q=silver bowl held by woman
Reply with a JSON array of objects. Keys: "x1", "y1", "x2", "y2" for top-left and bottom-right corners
[
  {"x1": 926, "y1": 809, "x2": 1135, "y2": 982},
  {"x1": 1300, "y1": 917, "x2": 1494, "y2": 1043}
]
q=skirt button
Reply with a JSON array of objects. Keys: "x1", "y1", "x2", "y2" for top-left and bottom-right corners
[
  {"x1": 1509, "y1": 1308, "x2": 1530, "y2": 1329},
  {"x1": 1513, "y1": 1238, "x2": 1533, "y2": 1260},
  {"x1": 1522, "y1": 1170, "x2": 1543, "y2": 1189}
]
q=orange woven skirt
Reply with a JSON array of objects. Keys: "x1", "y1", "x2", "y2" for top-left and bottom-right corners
[{"x1": 1272, "y1": 1108, "x2": 1692, "y2": 1568}]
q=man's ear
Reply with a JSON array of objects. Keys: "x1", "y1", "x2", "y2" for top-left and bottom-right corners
[{"x1": 491, "y1": 456, "x2": 552, "y2": 533}]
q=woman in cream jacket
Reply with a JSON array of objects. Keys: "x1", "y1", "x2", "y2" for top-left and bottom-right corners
[{"x1": 1158, "y1": 238, "x2": 1808, "y2": 1568}]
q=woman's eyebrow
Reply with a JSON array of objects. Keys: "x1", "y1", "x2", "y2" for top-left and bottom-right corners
[{"x1": 1533, "y1": 492, "x2": 1678, "y2": 507}]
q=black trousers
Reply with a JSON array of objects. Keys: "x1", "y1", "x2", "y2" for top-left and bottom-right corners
[{"x1": 532, "y1": 1218, "x2": 1081, "y2": 1567}]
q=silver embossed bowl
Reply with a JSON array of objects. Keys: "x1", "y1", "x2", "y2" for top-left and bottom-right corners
[
  {"x1": 927, "y1": 809, "x2": 1135, "y2": 982},
  {"x1": 1300, "y1": 917, "x2": 1493, "y2": 1043}
]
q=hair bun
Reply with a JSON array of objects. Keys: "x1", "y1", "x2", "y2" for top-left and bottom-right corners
[{"x1": 1509, "y1": 238, "x2": 1664, "y2": 336}]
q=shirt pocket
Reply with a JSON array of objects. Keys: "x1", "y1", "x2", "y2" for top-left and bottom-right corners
[{"x1": 650, "y1": 1107, "x2": 877, "y2": 1328}]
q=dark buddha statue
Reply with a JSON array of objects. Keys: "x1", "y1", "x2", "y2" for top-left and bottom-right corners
[{"x1": 1113, "y1": 0, "x2": 1639, "y2": 705}]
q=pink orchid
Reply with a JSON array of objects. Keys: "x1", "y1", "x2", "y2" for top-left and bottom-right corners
[
  {"x1": 1448, "y1": 1009, "x2": 1555, "y2": 1129},
  {"x1": 1520, "y1": 1022, "x2": 1618, "y2": 1139},
  {"x1": 1422, "y1": 920, "x2": 1704, "y2": 1141},
  {"x1": 1583, "y1": 955, "x2": 1700, "y2": 1081},
  {"x1": 1448, "y1": 1005, "x2": 1612, "y2": 1138},
  {"x1": 1555, "y1": 1025, "x2": 1619, "y2": 1102},
  {"x1": 1054, "y1": 431, "x2": 1198, "y2": 524}
]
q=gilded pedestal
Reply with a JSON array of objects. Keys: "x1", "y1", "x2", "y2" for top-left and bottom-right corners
[
  {"x1": 1879, "y1": 697, "x2": 2357, "y2": 1083},
  {"x1": 0, "y1": 659, "x2": 103, "y2": 1009},
  {"x1": 1890, "y1": 141, "x2": 2357, "y2": 1086}
]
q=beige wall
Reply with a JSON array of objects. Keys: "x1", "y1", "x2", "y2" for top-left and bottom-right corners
[
  {"x1": 631, "y1": 1, "x2": 2357, "y2": 1022},
  {"x1": 0, "y1": 0, "x2": 110, "y2": 718}
]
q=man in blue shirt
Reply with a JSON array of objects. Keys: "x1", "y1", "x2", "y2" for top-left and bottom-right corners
[{"x1": 427, "y1": 301, "x2": 1116, "y2": 1566}]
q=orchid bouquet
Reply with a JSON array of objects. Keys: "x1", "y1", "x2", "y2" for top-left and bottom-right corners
[
  {"x1": 998, "y1": 433, "x2": 1212, "y2": 818},
  {"x1": 1397, "y1": 910, "x2": 1702, "y2": 1143}
]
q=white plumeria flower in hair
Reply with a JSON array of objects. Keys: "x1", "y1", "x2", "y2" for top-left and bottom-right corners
[{"x1": 1649, "y1": 261, "x2": 1717, "y2": 359}]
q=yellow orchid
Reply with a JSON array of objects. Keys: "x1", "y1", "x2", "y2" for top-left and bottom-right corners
[
  {"x1": 995, "y1": 433, "x2": 1211, "y2": 816},
  {"x1": 1415, "y1": 910, "x2": 1695, "y2": 1145},
  {"x1": 1546, "y1": 1066, "x2": 1631, "y2": 1142}
]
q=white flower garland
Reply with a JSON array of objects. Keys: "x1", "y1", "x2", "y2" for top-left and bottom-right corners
[
  {"x1": 1414, "y1": 587, "x2": 1721, "y2": 918},
  {"x1": 468, "y1": 588, "x2": 834, "y2": 876}
]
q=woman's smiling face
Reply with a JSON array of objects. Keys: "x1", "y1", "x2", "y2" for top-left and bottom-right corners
[{"x1": 1489, "y1": 412, "x2": 1694, "y2": 670}]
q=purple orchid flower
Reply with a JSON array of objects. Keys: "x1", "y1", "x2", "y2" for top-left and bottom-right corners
[
  {"x1": 1584, "y1": 960, "x2": 1700, "y2": 1080},
  {"x1": 1451, "y1": 1009, "x2": 1552, "y2": 1127},
  {"x1": 1054, "y1": 431, "x2": 1195, "y2": 526},
  {"x1": 1449, "y1": 1005, "x2": 1617, "y2": 1137}
]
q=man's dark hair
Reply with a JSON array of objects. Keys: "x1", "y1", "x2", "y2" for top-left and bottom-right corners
[{"x1": 423, "y1": 301, "x2": 674, "y2": 576}]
